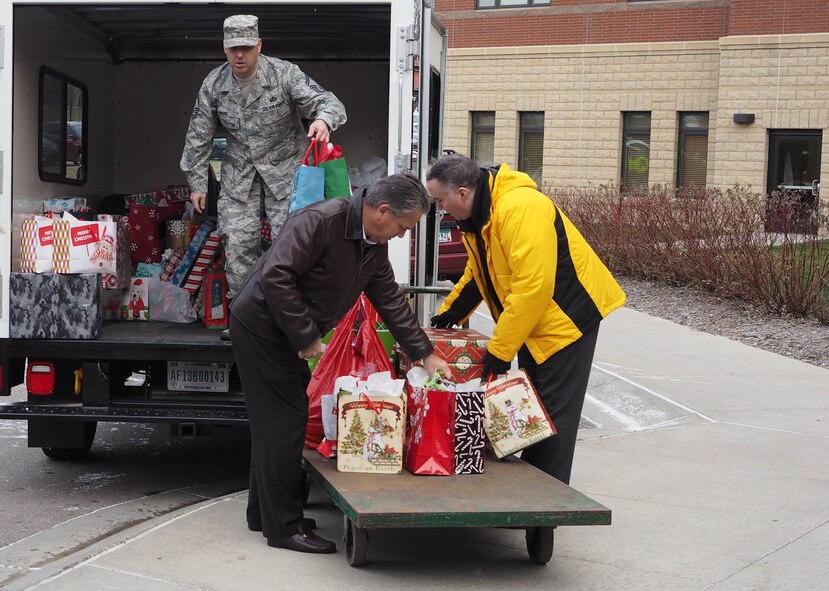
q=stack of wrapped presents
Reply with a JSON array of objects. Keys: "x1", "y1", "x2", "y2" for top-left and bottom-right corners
[{"x1": 10, "y1": 187, "x2": 260, "y2": 339}]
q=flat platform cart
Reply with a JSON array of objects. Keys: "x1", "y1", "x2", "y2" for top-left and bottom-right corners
[{"x1": 302, "y1": 450, "x2": 611, "y2": 566}]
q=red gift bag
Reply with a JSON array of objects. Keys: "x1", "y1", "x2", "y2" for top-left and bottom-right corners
[
  {"x1": 305, "y1": 294, "x2": 394, "y2": 448},
  {"x1": 404, "y1": 384, "x2": 455, "y2": 476}
]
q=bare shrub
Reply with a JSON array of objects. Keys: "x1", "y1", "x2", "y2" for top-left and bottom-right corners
[{"x1": 550, "y1": 184, "x2": 829, "y2": 321}]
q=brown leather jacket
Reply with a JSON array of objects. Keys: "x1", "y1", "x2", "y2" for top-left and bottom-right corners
[{"x1": 230, "y1": 191, "x2": 433, "y2": 362}]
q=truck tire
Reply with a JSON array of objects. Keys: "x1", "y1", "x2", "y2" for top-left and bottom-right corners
[{"x1": 42, "y1": 422, "x2": 97, "y2": 461}]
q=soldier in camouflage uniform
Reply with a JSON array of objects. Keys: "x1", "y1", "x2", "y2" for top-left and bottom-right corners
[{"x1": 180, "y1": 14, "x2": 347, "y2": 304}]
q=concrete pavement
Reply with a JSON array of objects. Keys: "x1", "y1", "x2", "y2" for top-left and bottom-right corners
[{"x1": 1, "y1": 307, "x2": 827, "y2": 590}]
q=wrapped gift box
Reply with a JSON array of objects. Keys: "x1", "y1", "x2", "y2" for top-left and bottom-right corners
[
  {"x1": 170, "y1": 220, "x2": 217, "y2": 286},
  {"x1": 166, "y1": 219, "x2": 194, "y2": 250},
  {"x1": 484, "y1": 369, "x2": 556, "y2": 459},
  {"x1": 337, "y1": 391, "x2": 405, "y2": 474},
  {"x1": 159, "y1": 248, "x2": 186, "y2": 282},
  {"x1": 396, "y1": 327, "x2": 488, "y2": 382},
  {"x1": 42, "y1": 197, "x2": 88, "y2": 213},
  {"x1": 10, "y1": 273, "x2": 101, "y2": 339},
  {"x1": 421, "y1": 328, "x2": 488, "y2": 364},
  {"x1": 182, "y1": 232, "x2": 222, "y2": 295},
  {"x1": 454, "y1": 391, "x2": 486, "y2": 474}
]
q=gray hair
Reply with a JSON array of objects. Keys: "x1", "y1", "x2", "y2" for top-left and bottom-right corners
[
  {"x1": 426, "y1": 153, "x2": 481, "y2": 191},
  {"x1": 364, "y1": 173, "x2": 430, "y2": 216}
]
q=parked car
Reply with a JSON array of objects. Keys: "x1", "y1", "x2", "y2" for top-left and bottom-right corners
[
  {"x1": 66, "y1": 121, "x2": 83, "y2": 164},
  {"x1": 209, "y1": 137, "x2": 227, "y2": 161},
  {"x1": 42, "y1": 121, "x2": 83, "y2": 165},
  {"x1": 410, "y1": 212, "x2": 468, "y2": 283}
]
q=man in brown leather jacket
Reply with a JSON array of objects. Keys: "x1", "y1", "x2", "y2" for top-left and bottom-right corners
[{"x1": 230, "y1": 173, "x2": 450, "y2": 554}]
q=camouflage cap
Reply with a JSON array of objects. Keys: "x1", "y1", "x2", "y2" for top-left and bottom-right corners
[{"x1": 223, "y1": 15, "x2": 259, "y2": 48}]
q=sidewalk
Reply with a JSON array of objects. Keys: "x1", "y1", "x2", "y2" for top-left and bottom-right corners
[{"x1": 3, "y1": 307, "x2": 828, "y2": 590}]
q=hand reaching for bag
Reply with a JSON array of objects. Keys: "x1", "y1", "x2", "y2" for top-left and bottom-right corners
[
  {"x1": 307, "y1": 119, "x2": 331, "y2": 145},
  {"x1": 298, "y1": 338, "x2": 324, "y2": 361},
  {"x1": 481, "y1": 351, "x2": 511, "y2": 381},
  {"x1": 421, "y1": 353, "x2": 452, "y2": 379}
]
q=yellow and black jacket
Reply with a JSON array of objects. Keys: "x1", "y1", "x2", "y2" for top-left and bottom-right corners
[{"x1": 438, "y1": 164, "x2": 626, "y2": 364}]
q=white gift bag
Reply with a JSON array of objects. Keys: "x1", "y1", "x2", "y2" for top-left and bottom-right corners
[
  {"x1": 321, "y1": 393, "x2": 338, "y2": 442},
  {"x1": 53, "y1": 212, "x2": 117, "y2": 274}
]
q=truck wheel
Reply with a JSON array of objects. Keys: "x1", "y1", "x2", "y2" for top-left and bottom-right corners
[
  {"x1": 42, "y1": 422, "x2": 97, "y2": 461},
  {"x1": 526, "y1": 526, "x2": 554, "y2": 564}
]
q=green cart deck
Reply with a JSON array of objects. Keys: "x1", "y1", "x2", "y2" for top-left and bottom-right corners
[{"x1": 302, "y1": 450, "x2": 611, "y2": 529}]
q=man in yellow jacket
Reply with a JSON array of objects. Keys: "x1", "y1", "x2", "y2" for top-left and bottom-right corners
[{"x1": 426, "y1": 154, "x2": 626, "y2": 485}]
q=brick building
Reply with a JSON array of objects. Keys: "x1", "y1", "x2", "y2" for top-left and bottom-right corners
[{"x1": 434, "y1": 0, "x2": 829, "y2": 202}]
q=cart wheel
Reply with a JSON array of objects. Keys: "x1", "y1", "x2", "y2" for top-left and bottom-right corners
[
  {"x1": 343, "y1": 516, "x2": 368, "y2": 567},
  {"x1": 300, "y1": 469, "x2": 311, "y2": 507},
  {"x1": 526, "y1": 526, "x2": 554, "y2": 564}
]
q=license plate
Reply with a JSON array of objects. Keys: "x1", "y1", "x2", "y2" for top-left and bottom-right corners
[
  {"x1": 439, "y1": 228, "x2": 452, "y2": 243},
  {"x1": 167, "y1": 361, "x2": 230, "y2": 393}
]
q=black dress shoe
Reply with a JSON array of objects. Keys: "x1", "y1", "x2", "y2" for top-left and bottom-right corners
[
  {"x1": 248, "y1": 517, "x2": 316, "y2": 532},
  {"x1": 267, "y1": 521, "x2": 336, "y2": 554}
]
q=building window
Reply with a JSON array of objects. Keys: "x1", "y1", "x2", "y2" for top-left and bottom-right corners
[
  {"x1": 471, "y1": 111, "x2": 495, "y2": 167},
  {"x1": 677, "y1": 112, "x2": 709, "y2": 188},
  {"x1": 477, "y1": 0, "x2": 551, "y2": 7},
  {"x1": 621, "y1": 112, "x2": 651, "y2": 189},
  {"x1": 518, "y1": 112, "x2": 544, "y2": 185}
]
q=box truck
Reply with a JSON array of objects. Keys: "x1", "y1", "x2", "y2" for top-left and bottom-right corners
[{"x1": 0, "y1": 0, "x2": 446, "y2": 458}]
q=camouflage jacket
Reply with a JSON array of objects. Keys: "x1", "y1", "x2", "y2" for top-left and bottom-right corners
[{"x1": 180, "y1": 54, "x2": 347, "y2": 198}]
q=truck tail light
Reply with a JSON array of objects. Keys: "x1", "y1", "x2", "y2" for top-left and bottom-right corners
[{"x1": 27, "y1": 362, "x2": 55, "y2": 396}]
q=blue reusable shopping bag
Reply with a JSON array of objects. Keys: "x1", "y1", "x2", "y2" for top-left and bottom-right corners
[{"x1": 289, "y1": 140, "x2": 326, "y2": 213}]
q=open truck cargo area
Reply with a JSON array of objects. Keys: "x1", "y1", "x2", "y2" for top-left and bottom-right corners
[{"x1": 0, "y1": 0, "x2": 444, "y2": 458}]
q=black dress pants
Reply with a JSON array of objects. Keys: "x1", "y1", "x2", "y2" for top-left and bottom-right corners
[
  {"x1": 517, "y1": 323, "x2": 600, "y2": 485},
  {"x1": 229, "y1": 313, "x2": 312, "y2": 539}
]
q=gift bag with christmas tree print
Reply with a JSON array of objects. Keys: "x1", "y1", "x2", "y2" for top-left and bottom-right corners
[
  {"x1": 483, "y1": 369, "x2": 556, "y2": 459},
  {"x1": 336, "y1": 373, "x2": 406, "y2": 474}
]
